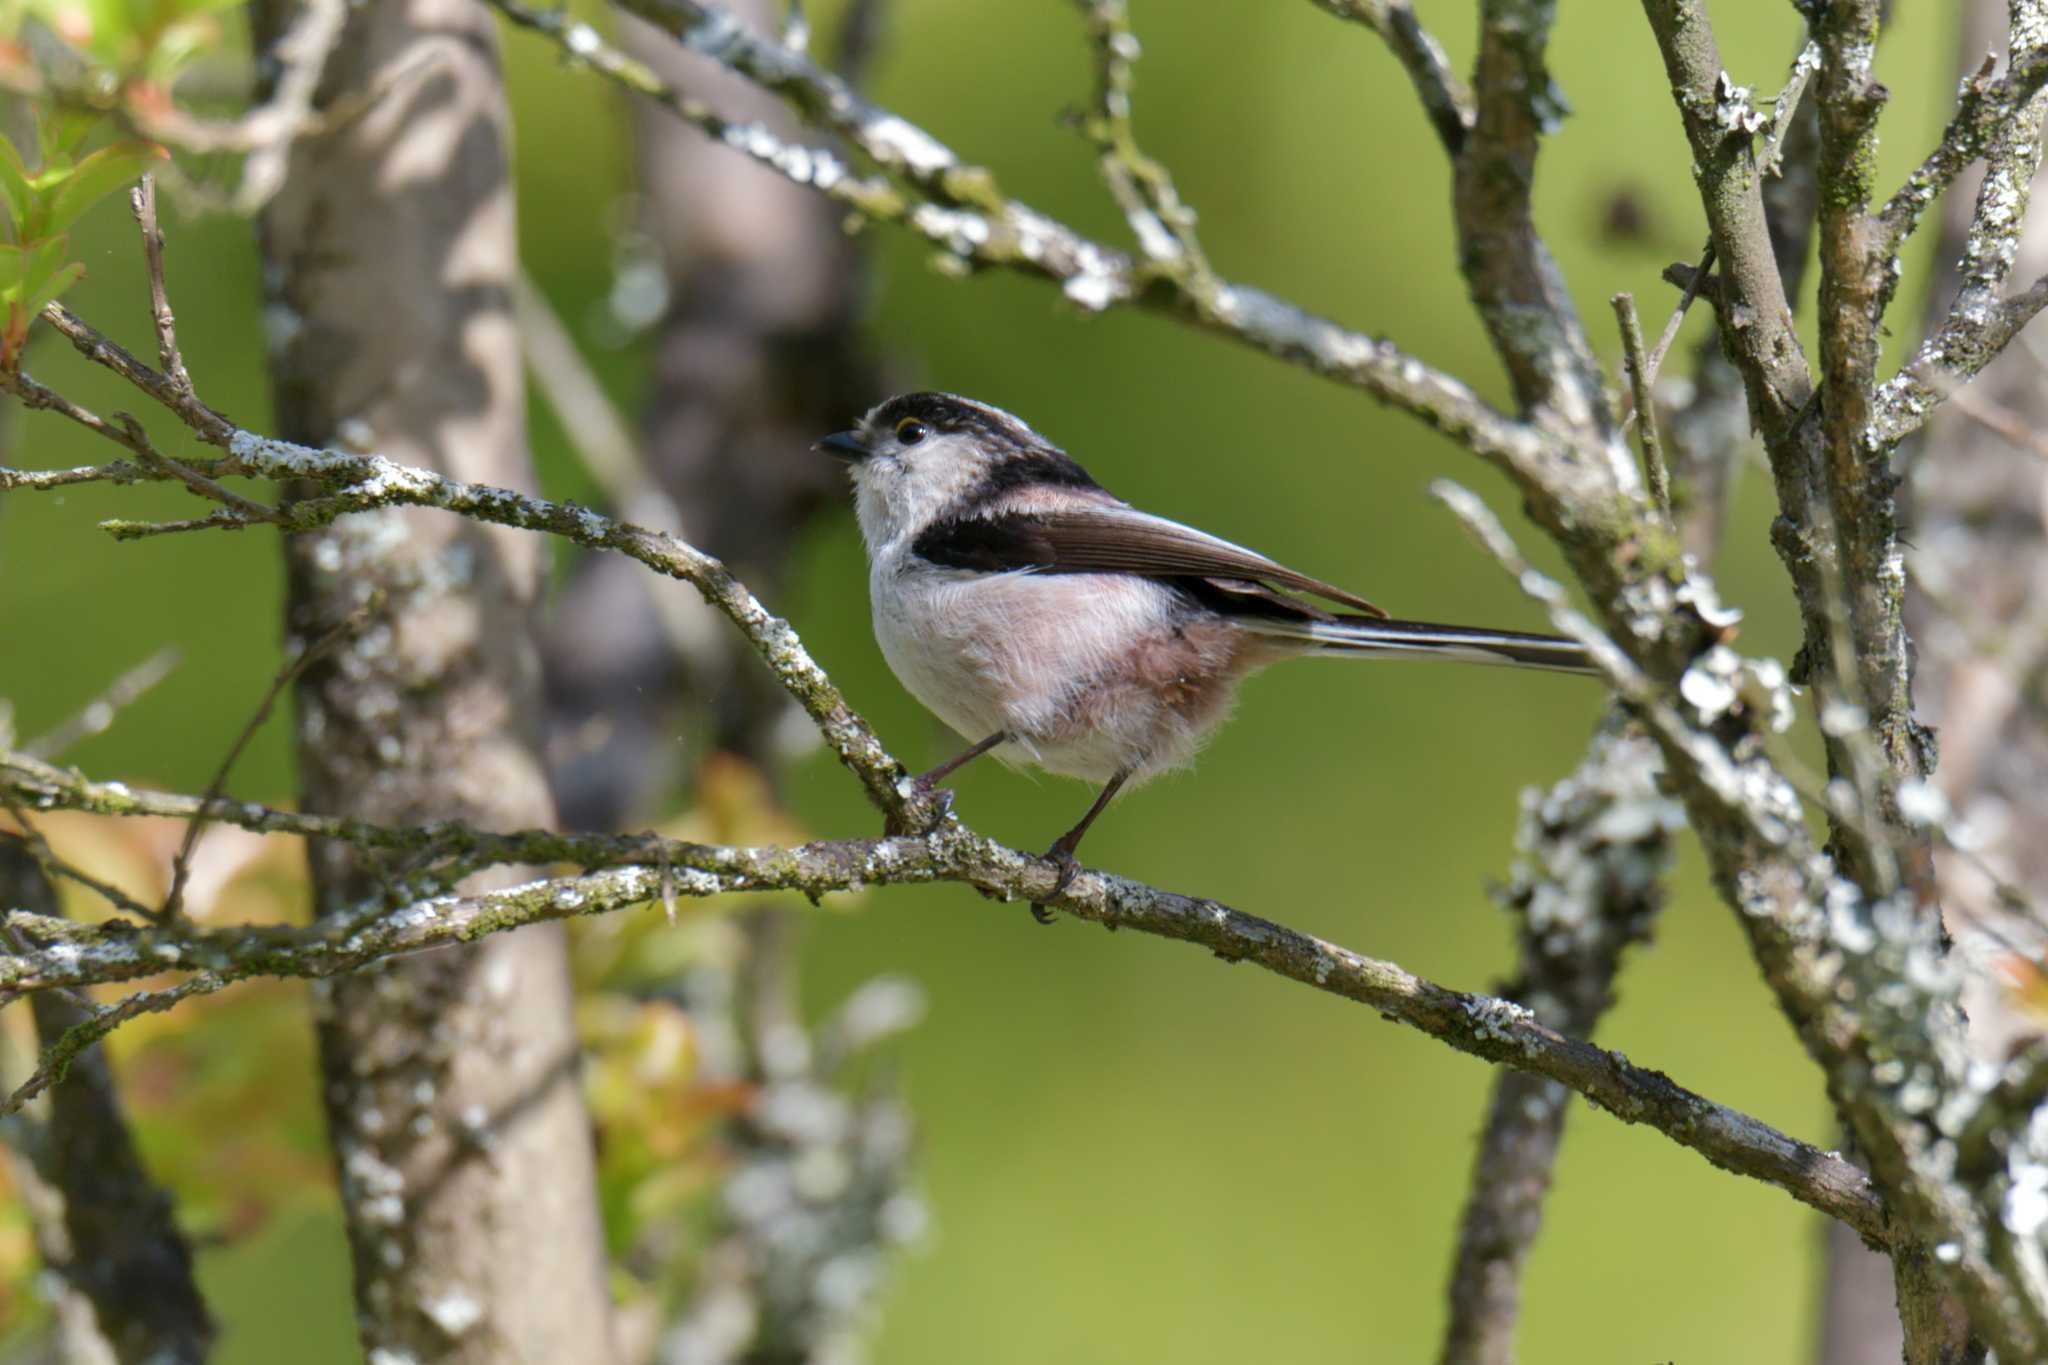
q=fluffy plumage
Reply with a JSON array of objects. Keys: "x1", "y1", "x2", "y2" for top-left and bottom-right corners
[{"x1": 821, "y1": 392, "x2": 1596, "y2": 879}]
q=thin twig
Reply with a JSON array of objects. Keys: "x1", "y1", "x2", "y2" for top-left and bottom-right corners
[
  {"x1": 38, "y1": 305, "x2": 234, "y2": 445},
  {"x1": 1306, "y1": 0, "x2": 1472, "y2": 153},
  {"x1": 1638, "y1": 43, "x2": 1815, "y2": 400},
  {"x1": 1072, "y1": 0, "x2": 1210, "y2": 279},
  {"x1": 159, "y1": 609, "x2": 364, "y2": 920},
  {"x1": 132, "y1": 177, "x2": 195, "y2": 404},
  {"x1": 1, "y1": 974, "x2": 226, "y2": 1119},
  {"x1": 8, "y1": 373, "x2": 154, "y2": 457},
  {"x1": 1613, "y1": 292, "x2": 1671, "y2": 513},
  {"x1": 23, "y1": 648, "x2": 182, "y2": 761},
  {"x1": 1877, "y1": 46, "x2": 2048, "y2": 258},
  {"x1": 1945, "y1": 380, "x2": 2048, "y2": 461},
  {"x1": 1643, "y1": 240, "x2": 1714, "y2": 392},
  {"x1": 0, "y1": 796, "x2": 159, "y2": 923}
]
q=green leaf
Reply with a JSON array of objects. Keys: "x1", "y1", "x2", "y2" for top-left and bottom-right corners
[
  {"x1": 0, "y1": 235, "x2": 69, "y2": 303},
  {"x1": 25, "y1": 258, "x2": 85, "y2": 314},
  {"x1": 141, "y1": 10, "x2": 219, "y2": 84},
  {"x1": 43, "y1": 139, "x2": 165, "y2": 235},
  {"x1": 172, "y1": 0, "x2": 248, "y2": 19},
  {"x1": 34, "y1": 103, "x2": 99, "y2": 166},
  {"x1": 0, "y1": 138, "x2": 30, "y2": 237}
]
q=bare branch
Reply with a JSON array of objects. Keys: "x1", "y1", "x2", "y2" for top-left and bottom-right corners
[
  {"x1": 131, "y1": 176, "x2": 195, "y2": 405},
  {"x1": 1307, "y1": 0, "x2": 1473, "y2": 153},
  {"x1": 1072, "y1": 0, "x2": 1210, "y2": 278},
  {"x1": 1612, "y1": 292, "x2": 1671, "y2": 513},
  {"x1": 160, "y1": 608, "x2": 363, "y2": 920},
  {"x1": 40, "y1": 305, "x2": 232, "y2": 444},
  {"x1": 1455, "y1": 0, "x2": 1629, "y2": 469},
  {"x1": 1638, "y1": 1, "x2": 1813, "y2": 437},
  {"x1": 22, "y1": 648, "x2": 181, "y2": 761}
]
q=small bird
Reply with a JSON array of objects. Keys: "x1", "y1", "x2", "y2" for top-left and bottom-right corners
[{"x1": 819, "y1": 393, "x2": 1595, "y2": 912}]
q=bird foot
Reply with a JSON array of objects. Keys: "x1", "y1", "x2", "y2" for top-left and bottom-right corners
[
  {"x1": 1028, "y1": 845, "x2": 1081, "y2": 925},
  {"x1": 885, "y1": 777, "x2": 956, "y2": 837}
]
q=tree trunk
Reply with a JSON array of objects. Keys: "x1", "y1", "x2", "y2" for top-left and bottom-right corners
[
  {"x1": 1815, "y1": 3, "x2": 2047, "y2": 1361},
  {"x1": 0, "y1": 844, "x2": 214, "y2": 1365},
  {"x1": 254, "y1": 1, "x2": 616, "y2": 1359}
]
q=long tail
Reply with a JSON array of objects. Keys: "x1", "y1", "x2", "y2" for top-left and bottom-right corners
[{"x1": 1260, "y1": 614, "x2": 1598, "y2": 675}]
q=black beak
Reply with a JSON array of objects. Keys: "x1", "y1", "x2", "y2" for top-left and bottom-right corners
[{"x1": 815, "y1": 430, "x2": 868, "y2": 462}]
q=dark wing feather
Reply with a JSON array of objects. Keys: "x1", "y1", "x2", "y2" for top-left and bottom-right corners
[{"x1": 911, "y1": 506, "x2": 1387, "y2": 619}]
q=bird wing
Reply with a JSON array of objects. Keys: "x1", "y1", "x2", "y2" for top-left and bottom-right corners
[{"x1": 909, "y1": 505, "x2": 1388, "y2": 619}]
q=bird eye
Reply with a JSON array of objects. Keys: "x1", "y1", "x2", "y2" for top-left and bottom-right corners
[{"x1": 895, "y1": 418, "x2": 928, "y2": 446}]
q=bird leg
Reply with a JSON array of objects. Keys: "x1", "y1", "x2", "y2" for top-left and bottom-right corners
[
  {"x1": 890, "y1": 731, "x2": 1007, "y2": 835},
  {"x1": 916, "y1": 731, "x2": 1008, "y2": 788},
  {"x1": 1032, "y1": 770, "x2": 1130, "y2": 924}
]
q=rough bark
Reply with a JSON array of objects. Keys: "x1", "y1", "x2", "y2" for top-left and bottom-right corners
[
  {"x1": 0, "y1": 843, "x2": 214, "y2": 1365},
  {"x1": 252, "y1": 0, "x2": 616, "y2": 1358},
  {"x1": 1829, "y1": 1, "x2": 2048, "y2": 1359}
]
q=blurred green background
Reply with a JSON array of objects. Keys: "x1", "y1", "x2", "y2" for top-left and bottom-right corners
[{"x1": 0, "y1": 0, "x2": 1962, "y2": 1359}]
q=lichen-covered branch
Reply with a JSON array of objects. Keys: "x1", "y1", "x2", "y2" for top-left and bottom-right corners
[
  {"x1": 1438, "y1": 479, "x2": 2047, "y2": 1365},
  {"x1": 1437, "y1": 718, "x2": 1678, "y2": 1365},
  {"x1": 1809, "y1": 0, "x2": 1940, "y2": 906},
  {"x1": 0, "y1": 754, "x2": 1886, "y2": 1243},
  {"x1": 1455, "y1": 0, "x2": 1630, "y2": 476},
  {"x1": 0, "y1": 72, "x2": 1894, "y2": 1316},
  {"x1": 17, "y1": 0, "x2": 2048, "y2": 1345},
  {"x1": 1638, "y1": 3, "x2": 1814, "y2": 437},
  {"x1": 484, "y1": 0, "x2": 1570, "y2": 497},
  {"x1": 9, "y1": 301, "x2": 914, "y2": 824},
  {"x1": 1073, "y1": 0, "x2": 1210, "y2": 279},
  {"x1": 1875, "y1": 42, "x2": 2048, "y2": 259},
  {"x1": 1876, "y1": 5, "x2": 2048, "y2": 449},
  {"x1": 0, "y1": 286, "x2": 1891, "y2": 1261}
]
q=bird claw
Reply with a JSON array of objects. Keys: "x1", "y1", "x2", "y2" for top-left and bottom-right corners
[
  {"x1": 885, "y1": 778, "x2": 955, "y2": 837},
  {"x1": 1028, "y1": 846, "x2": 1081, "y2": 925}
]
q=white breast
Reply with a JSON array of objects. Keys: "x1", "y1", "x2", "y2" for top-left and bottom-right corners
[{"x1": 870, "y1": 548, "x2": 1176, "y2": 782}]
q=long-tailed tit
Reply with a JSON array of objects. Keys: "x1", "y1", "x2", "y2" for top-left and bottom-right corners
[{"x1": 820, "y1": 393, "x2": 1595, "y2": 912}]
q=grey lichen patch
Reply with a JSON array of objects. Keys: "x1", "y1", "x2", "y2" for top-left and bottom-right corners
[
  {"x1": 1498, "y1": 726, "x2": 1682, "y2": 975},
  {"x1": 1463, "y1": 994, "x2": 1538, "y2": 1047}
]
